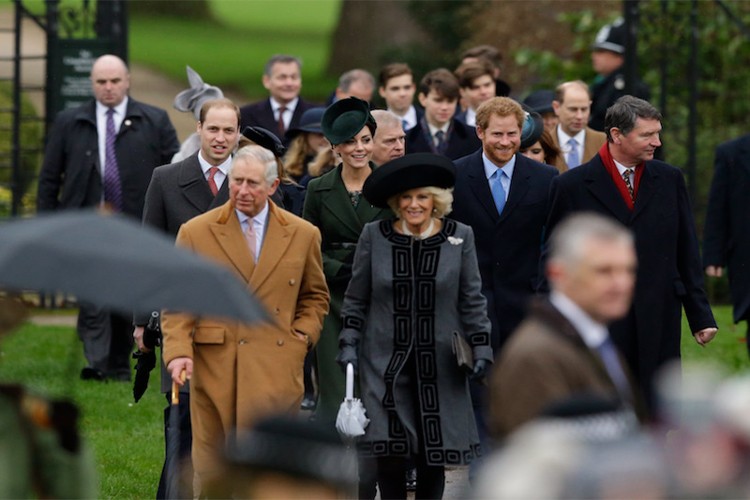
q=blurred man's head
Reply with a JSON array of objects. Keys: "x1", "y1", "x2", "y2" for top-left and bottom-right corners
[
  {"x1": 90, "y1": 54, "x2": 130, "y2": 107},
  {"x1": 547, "y1": 213, "x2": 636, "y2": 324},
  {"x1": 418, "y1": 68, "x2": 460, "y2": 128},
  {"x1": 461, "y1": 44, "x2": 503, "y2": 80},
  {"x1": 455, "y1": 59, "x2": 496, "y2": 112},
  {"x1": 378, "y1": 63, "x2": 416, "y2": 115},
  {"x1": 262, "y1": 55, "x2": 302, "y2": 105},
  {"x1": 197, "y1": 98, "x2": 241, "y2": 166},
  {"x1": 370, "y1": 110, "x2": 405, "y2": 165},
  {"x1": 335, "y1": 69, "x2": 375, "y2": 103},
  {"x1": 553, "y1": 81, "x2": 592, "y2": 136}
]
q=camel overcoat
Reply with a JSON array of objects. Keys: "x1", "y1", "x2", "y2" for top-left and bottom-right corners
[{"x1": 162, "y1": 200, "x2": 329, "y2": 481}]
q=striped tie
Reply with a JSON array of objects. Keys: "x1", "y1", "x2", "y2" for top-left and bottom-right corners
[
  {"x1": 103, "y1": 108, "x2": 123, "y2": 211},
  {"x1": 622, "y1": 168, "x2": 635, "y2": 202}
]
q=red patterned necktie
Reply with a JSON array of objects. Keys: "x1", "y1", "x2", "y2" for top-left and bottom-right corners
[{"x1": 207, "y1": 166, "x2": 219, "y2": 196}]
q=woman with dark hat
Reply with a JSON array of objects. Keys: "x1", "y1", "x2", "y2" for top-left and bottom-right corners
[
  {"x1": 338, "y1": 153, "x2": 492, "y2": 499},
  {"x1": 283, "y1": 107, "x2": 329, "y2": 184},
  {"x1": 302, "y1": 97, "x2": 392, "y2": 422},
  {"x1": 518, "y1": 108, "x2": 562, "y2": 167}
]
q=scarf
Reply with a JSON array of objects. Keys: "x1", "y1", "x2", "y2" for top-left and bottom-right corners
[{"x1": 598, "y1": 142, "x2": 644, "y2": 211}]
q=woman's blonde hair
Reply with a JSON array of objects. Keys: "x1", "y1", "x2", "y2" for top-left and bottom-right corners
[
  {"x1": 283, "y1": 134, "x2": 315, "y2": 179},
  {"x1": 387, "y1": 187, "x2": 454, "y2": 219}
]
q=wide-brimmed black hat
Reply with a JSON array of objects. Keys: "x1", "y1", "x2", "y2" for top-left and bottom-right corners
[
  {"x1": 242, "y1": 126, "x2": 287, "y2": 158},
  {"x1": 321, "y1": 97, "x2": 376, "y2": 145},
  {"x1": 520, "y1": 106, "x2": 544, "y2": 150},
  {"x1": 523, "y1": 89, "x2": 555, "y2": 115},
  {"x1": 363, "y1": 153, "x2": 456, "y2": 208},
  {"x1": 592, "y1": 17, "x2": 626, "y2": 55},
  {"x1": 285, "y1": 107, "x2": 325, "y2": 141}
]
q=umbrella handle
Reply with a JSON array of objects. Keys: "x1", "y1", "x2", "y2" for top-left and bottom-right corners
[
  {"x1": 346, "y1": 363, "x2": 354, "y2": 400},
  {"x1": 171, "y1": 370, "x2": 186, "y2": 405}
]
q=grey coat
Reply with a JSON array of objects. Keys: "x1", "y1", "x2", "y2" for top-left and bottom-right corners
[{"x1": 340, "y1": 219, "x2": 492, "y2": 465}]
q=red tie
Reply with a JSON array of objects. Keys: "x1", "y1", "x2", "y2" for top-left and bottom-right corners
[
  {"x1": 277, "y1": 105, "x2": 287, "y2": 136},
  {"x1": 207, "y1": 166, "x2": 219, "y2": 196}
]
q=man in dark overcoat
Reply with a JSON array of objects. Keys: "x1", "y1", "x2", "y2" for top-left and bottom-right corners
[
  {"x1": 546, "y1": 96, "x2": 717, "y2": 409},
  {"x1": 703, "y1": 133, "x2": 750, "y2": 354},
  {"x1": 134, "y1": 97, "x2": 239, "y2": 499},
  {"x1": 239, "y1": 54, "x2": 316, "y2": 145},
  {"x1": 37, "y1": 54, "x2": 179, "y2": 381}
]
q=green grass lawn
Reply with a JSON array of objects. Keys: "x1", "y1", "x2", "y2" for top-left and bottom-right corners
[
  {"x1": 0, "y1": 305, "x2": 745, "y2": 497},
  {"x1": 130, "y1": 0, "x2": 342, "y2": 101}
]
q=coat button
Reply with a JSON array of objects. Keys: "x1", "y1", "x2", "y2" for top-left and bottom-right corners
[
  {"x1": 239, "y1": 339, "x2": 247, "y2": 345},
  {"x1": 289, "y1": 279, "x2": 296, "y2": 286},
  {"x1": 277, "y1": 339, "x2": 284, "y2": 346},
  {"x1": 274, "y1": 308, "x2": 280, "y2": 315}
]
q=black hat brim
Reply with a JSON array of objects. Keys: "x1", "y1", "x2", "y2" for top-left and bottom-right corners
[{"x1": 363, "y1": 153, "x2": 456, "y2": 208}]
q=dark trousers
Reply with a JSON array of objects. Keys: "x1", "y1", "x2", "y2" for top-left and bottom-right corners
[
  {"x1": 77, "y1": 303, "x2": 133, "y2": 378},
  {"x1": 376, "y1": 456, "x2": 444, "y2": 500},
  {"x1": 156, "y1": 392, "x2": 193, "y2": 499}
]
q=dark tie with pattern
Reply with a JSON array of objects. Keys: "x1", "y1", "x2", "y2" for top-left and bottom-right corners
[
  {"x1": 104, "y1": 108, "x2": 123, "y2": 211},
  {"x1": 622, "y1": 168, "x2": 635, "y2": 202},
  {"x1": 207, "y1": 166, "x2": 219, "y2": 196},
  {"x1": 277, "y1": 105, "x2": 287, "y2": 136},
  {"x1": 435, "y1": 130, "x2": 445, "y2": 154}
]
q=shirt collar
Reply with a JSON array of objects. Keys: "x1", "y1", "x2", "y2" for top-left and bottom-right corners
[
  {"x1": 549, "y1": 290, "x2": 609, "y2": 349},
  {"x1": 613, "y1": 158, "x2": 637, "y2": 174},
  {"x1": 198, "y1": 151, "x2": 232, "y2": 176},
  {"x1": 96, "y1": 96, "x2": 128, "y2": 117},
  {"x1": 482, "y1": 151, "x2": 516, "y2": 181},
  {"x1": 235, "y1": 200, "x2": 269, "y2": 229},
  {"x1": 427, "y1": 121, "x2": 450, "y2": 137},
  {"x1": 270, "y1": 97, "x2": 298, "y2": 112},
  {"x1": 557, "y1": 126, "x2": 585, "y2": 147}
]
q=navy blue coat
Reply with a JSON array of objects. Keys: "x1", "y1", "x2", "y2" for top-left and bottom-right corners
[
  {"x1": 703, "y1": 134, "x2": 750, "y2": 323},
  {"x1": 546, "y1": 154, "x2": 716, "y2": 402},
  {"x1": 451, "y1": 150, "x2": 558, "y2": 350}
]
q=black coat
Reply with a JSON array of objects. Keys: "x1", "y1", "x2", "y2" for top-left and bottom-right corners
[
  {"x1": 589, "y1": 69, "x2": 651, "y2": 132},
  {"x1": 451, "y1": 150, "x2": 558, "y2": 350},
  {"x1": 546, "y1": 154, "x2": 716, "y2": 403},
  {"x1": 37, "y1": 98, "x2": 179, "y2": 220},
  {"x1": 703, "y1": 134, "x2": 750, "y2": 322},
  {"x1": 239, "y1": 98, "x2": 317, "y2": 146},
  {"x1": 405, "y1": 118, "x2": 480, "y2": 160}
]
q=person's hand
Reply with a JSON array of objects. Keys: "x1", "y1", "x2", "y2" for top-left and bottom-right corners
[
  {"x1": 470, "y1": 359, "x2": 489, "y2": 381},
  {"x1": 336, "y1": 345, "x2": 358, "y2": 374},
  {"x1": 693, "y1": 327, "x2": 718, "y2": 347},
  {"x1": 705, "y1": 266, "x2": 723, "y2": 278},
  {"x1": 132, "y1": 326, "x2": 151, "y2": 353},
  {"x1": 167, "y1": 357, "x2": 192, "y2": 386}
]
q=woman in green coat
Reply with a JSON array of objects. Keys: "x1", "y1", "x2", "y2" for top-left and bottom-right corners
[{"x1": 303, "y1": 98, "x2": 392, "y2": 421}]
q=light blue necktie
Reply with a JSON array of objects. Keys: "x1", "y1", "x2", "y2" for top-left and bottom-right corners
[
  {"x1": 490, "y1": 169, "x2": 506, "y2": 215},
  {"x1": 567, "y1": 137, "x2": 580, "y2": 168},
  {"x1": 402, "y1": 119, "x2": 408, "y2": 131}
]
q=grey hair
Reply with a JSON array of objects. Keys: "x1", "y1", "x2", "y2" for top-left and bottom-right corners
[
  {"x1": 263, "y1": 54, "x2": 302, "y2": 77},
  {"x1": 386, "y1": 187, "x2": 454, "y2": 219},
  {"x1": 338, "y1": 69, "x2": 375, "y2": 93},
  {"x1": 229, "y1": 145, "x2": 278, "y2": 185},
  {"x1": 604, "y1": 95, "x2": 662, "y2": 142},
  {"x1": 371, "y1": 109, "x2": 402, "y2": 131},
  {"x1": 548, "y1": 213, "x2": 634, "y2": 268}
]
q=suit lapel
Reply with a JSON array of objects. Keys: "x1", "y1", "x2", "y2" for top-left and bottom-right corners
[
  {"x1": 465, "y1": 151, "x2": 499, "y2": 222},
  {"x1": 319, "y1": 167, "x2": 367, "y2": 235},
  {"x1": 631, "y1": 163, "x2": 658, "y2": 222},
  {"x1": 584, "y1": 159, "x2": 631, "y2": 224},
  {"x1": 209, "y1": 204, "x2": 254, "y2": 283},
  {"x1": 499, "y1": 155, "x2": 531, "y2": 223},
  {"x1": 179, "y1": 155, "x2": 216, "y2": 212},
  {"x1": 251, "y1": 202, "x2": 294, "y2": 290},
  {"x1": 583, "y1": 128, "x2": 600, "y2": 162}
]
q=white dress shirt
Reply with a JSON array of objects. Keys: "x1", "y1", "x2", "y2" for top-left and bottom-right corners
[
  {"x1": 557, "y1": 127, "x2": 586, "y2": 167},
  {"x1": 270, "y1": 97, "x2": 298, "y2": 131},
  {"x1": 236, "y1": 201, "x2": 269, "y2": 261},
  {"x1": 96, "y1": 97, "x2": 128, "y2": 177},
  {"x1": 198, "y1": 151, "x2": 231, "y2": 190}
]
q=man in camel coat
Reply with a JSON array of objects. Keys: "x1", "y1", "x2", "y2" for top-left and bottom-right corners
[{"x1": 162, "y1": 145, "x2": 329, "y2": 495}]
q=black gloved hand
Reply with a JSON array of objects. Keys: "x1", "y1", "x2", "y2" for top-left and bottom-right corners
[
  {"x1": 336, "y1": 344, "x2": 358, "y2": 374},
  {"x1": 470, "y1": 359, "x2": 489, "y2": 381}
]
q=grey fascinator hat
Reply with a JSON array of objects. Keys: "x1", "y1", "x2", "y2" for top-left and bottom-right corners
[{"x1": 173, "y1": 66, "x2": 224, "y2": 120}]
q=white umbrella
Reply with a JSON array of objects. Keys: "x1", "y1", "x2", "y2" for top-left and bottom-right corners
[{"x1": 335, "y1": 363, "x2": 369, "y2": 438}]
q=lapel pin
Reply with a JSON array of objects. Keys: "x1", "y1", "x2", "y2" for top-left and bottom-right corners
[{"x1": 124, "y1": 119, "x2": 132, "y2": 127}]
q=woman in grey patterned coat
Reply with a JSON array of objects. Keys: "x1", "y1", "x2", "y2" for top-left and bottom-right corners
[{"x1": 338, "y1": 153, "x2": 493, "y2": 499}]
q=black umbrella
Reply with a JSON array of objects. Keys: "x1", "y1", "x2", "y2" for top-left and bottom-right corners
[{"x1": 0, "y1": 210, "x2": 269, "y2": 324}]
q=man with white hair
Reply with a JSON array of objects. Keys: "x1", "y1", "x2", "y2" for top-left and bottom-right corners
[
  {"x1": 162, "y1": 146, "x2": 329, "y2": 495},
  {"x1": 490, "y1": 213, "x2": 642, "y2": 437}
]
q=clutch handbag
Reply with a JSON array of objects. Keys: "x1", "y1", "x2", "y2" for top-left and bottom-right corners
[{"x1": 451, "y1": 331, "x2": 474, "y2": 371}]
